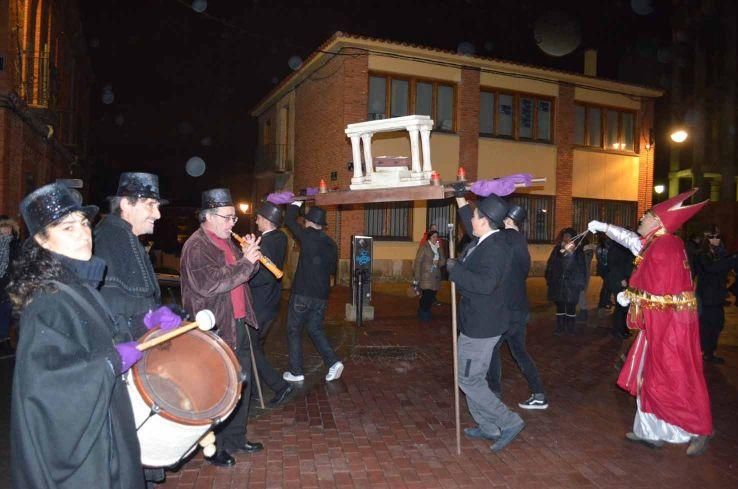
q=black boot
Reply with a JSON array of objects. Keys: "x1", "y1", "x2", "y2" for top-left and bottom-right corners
[
  {"x1": 554, "y1": 315, "x2": 565, "y2": 335},
  {"x1": 565, "y1": 315, "x2": 577, "y2": 335}
]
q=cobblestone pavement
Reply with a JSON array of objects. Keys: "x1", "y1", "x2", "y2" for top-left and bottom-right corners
[{"x1": 152, "y1": 278, "x2": 738, "y2": 489}]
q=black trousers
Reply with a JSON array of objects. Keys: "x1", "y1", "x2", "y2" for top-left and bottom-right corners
[
  {"x1": 216, "y1": 319, "x2": 253, "y2": 450},
  {"x1": 486, "y1": 316, "x2": 544, "y2": 396},
  {"x1": 699, "y1": 305, "x2": 725, "y2": 356},
  {"x1": 597, "y1": 280, "x2": 612, "y2": 307},
  {"x1": 418, "y1": 289, "x2": 437, "y2": 321},
  {"x1": 249, "y1": 317, "x2": 288, "y2": 394},
  {"x1": 555, "y1": 301, "x2": 576, "y2": 316}
]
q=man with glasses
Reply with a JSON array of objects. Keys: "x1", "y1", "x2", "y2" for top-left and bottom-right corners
[{"x1": 180, "y1": 188, "x2": 264, "y2": 467}]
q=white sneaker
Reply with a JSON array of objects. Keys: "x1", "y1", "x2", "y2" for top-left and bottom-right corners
[
  {"x1": 283, "y1": 371, "x2": 305, "y2": 382},
  {"x1": 325, "y1": 361, "x2": 344, "y2": 382}
]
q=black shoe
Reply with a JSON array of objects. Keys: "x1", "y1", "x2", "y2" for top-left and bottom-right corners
[
  {"x1": 206, "y1": 450, "x2": 235, "y2": 467},
  {"x1": 268, "y1": 384, "x2": 295, "y2": 408},
  {"x1": 231, "y1": 440, "x2": 264, "y2": 454}
]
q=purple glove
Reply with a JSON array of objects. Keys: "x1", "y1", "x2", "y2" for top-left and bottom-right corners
[
  {"x1": 143, "y1": 306, "x2": 182, "y2": 332},
  {"x1": 470, "y1": 173, "x2": 533, "y2": 197},
  {"x1": 115, "y1": 341, "x2": 142, "y2": 374},
  {"x1": 266, "y1": 191, "x2": 295, "y2": 205},
  {"x1": 305, "y1": 187, "x2": 319, "y2": 196}
]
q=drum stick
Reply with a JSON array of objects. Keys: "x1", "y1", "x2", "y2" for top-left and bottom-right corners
[
  {"x1": 246, "y1": 328, "x2": 265, "y2": 409},
  {"x1": 137, "y1": 310, "x2": 216, "y2": 351},
  {"x1": 231, "y1": 232, "x2": 284, "y2": 279}
]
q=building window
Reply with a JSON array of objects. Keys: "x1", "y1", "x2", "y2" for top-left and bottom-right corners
[
  {"x1": 367, "y1": 74, "x2": 456, "y2": 131},
  {"x1": 426, "y1": 198, "x2": 455, "y2": 238},
  {"x1": 575, "y1": 104, "x2": 636, "y2": 152},
  {"x1": 573, "y1": 198, "x2": 637, "y2": 233},
  {"x1": 479, "y1": 89, "x2": 553, "y2": 142},
  {"x1": 365, "y1": 202, "x2": 413, "y2": 241},
  {"x1": 506, "y1": 194, "x2": 556, "y2": 243}
]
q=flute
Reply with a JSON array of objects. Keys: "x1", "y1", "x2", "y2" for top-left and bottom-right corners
[{"x1": 230, "y1": 231, "x2": 284, "y2": 279}]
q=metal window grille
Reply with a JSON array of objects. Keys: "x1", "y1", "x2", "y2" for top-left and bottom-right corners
[
  {"x1": 507, "y1": 194, "x2": 556, "y2": 243},
  {"x1": 573, "y1": 198, "x2": 637, "y2": 233},
  {"x1": 364, "y1": 202, "x2": 412, "y2": 241},
  {"x1": 426, "y1": 198, "x2": 455, "y2": 238}
]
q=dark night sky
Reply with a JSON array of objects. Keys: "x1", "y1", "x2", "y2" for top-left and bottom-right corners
[{"x1": 78, "y1": 0, "x2": 673, "y2": 206}]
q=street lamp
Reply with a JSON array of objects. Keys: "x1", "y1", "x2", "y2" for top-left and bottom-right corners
[
  {"x1": 654, "y1": 184, "x2": 665, "y2": 194},
  {"x1": 238, "y1": 202, "x2": 250, "y2": 214},
  {"x1": 670, "y1": 129, "x2": 688, "y2": 143}
]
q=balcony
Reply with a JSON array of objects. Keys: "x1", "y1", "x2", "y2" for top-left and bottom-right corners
[{"x1": 255, "y1": 143, "x2": 292, "y2": 176}]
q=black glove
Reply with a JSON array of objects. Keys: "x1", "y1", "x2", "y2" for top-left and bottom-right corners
[
  {"x1": 451, "y1": 182, "x2": 467, "y2": 198},
  {"x1": 446, "y1": 258, "x2": 458, "y2": 273}
]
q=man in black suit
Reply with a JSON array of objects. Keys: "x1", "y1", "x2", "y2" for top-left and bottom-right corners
[
  {"x1": 250, "y1": 202, "x2": 294, "y2": 407},
  {"x1": 447, "y1": 188, "x2": 525, "y2": 452},
  {"x1": 486, "y1": 205, "x2": 547, "y2": 410}
]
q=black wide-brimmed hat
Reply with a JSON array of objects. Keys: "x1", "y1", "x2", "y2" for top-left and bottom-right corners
[
  {"x1": 257, "y1": 202, "x2": 282, "y2": 226},
  {"x1": 20, "y1": 182, "x2": 99, "y2": 237},
  {"x1": 507, "y1": 204, "x2": 527, "y2": 223},
  {"x1": 201, "y1": 188, "x2": 233, "y2": 210},
  {"x1": 110, "y1": 172, "x2": 168, "y2": 204},
  {"x1": 304, "y1": 206, "x2": 327, "y2": 226},
  {"x1": 476, "y1": 195, "x2": 508, "y2": 228}
]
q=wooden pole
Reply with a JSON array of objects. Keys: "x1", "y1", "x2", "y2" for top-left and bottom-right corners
[{"x1": 447, "y1": 222, "x2": 461, "y2": 456}]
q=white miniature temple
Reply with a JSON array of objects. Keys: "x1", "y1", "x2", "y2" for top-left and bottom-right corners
[{"x1": 345, "y1": 115, "x2": 434, "y2": 190}]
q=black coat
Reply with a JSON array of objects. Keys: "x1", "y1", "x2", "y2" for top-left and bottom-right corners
[
  {"x1": 94, "y1": 215, "x2": 160, "y2": 342},
  {"x1": 249, "y1": 229, "x2": 287, "y2": 327},
  {"x1": 449, "y1": 205, "x2": 514, "y2": 338},
  {"x1": 0, "y1": 237, "x2": 21, "y2": 303},
  {"x1": 696, "y1": 248, "x2": 738, "y2": 306},
  {"x1": 604, "y1": 242, "x2": 634, "y2": 293},
  {"x1": 502, "y1": 228, "x2": 530, "y2": 317},
  {"x1": 545, "y1": 244, "x2": 587, "y2": 304},
  {"x1": 11, "y1": 277, "x2": 144, "y2": 489},
  {"x1": 285, "y1": 205, "x2": 337, "y2": 301}
]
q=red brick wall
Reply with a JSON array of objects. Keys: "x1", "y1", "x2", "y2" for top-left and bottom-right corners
[
  {"x1": 457, "y1": 68, "x2": 480, "y2": 181},
  {"x1": 293, "y1": 48, "x2": 368, "y2": 259},
  {"x1": 637, "y1": 99, "x2": 655, "y2": 217},
  {"x1": 554, "y1": 83, "x2": 575, "y2": 232}
]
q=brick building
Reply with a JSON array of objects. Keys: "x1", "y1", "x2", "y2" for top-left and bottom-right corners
[
  {"x1": 251, "y1": 32, "x2": 662, "y2": 281},
  {"x1": 0, "y1": 0, "x2": 92, "y2": 219}
]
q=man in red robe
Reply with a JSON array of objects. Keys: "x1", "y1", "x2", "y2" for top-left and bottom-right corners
[{"x1": 588, "y1": 188, "x2": 712, "y2": 456}]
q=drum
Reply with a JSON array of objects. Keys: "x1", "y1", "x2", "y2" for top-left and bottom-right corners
[{"x1": 125, "y1": 328, "x2": 242, "y2": 467}]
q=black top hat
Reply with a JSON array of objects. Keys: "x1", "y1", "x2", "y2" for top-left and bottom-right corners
[
  {"x1": 111, "y1": 172, "x2": 168, "y2": 204},
  {"x1": 201, "y1": 188, "x2": 234, "y2": 210},
  {"x1": 506, "y1": 204, "x2": 527, "y2": 223},
  {"x1": 476, "y1": 195, "x2": 508, "y2": 228},
  {"x1": 20, "y1": 182, "x2": 99, "y2": 237},
  {"x1": 257, "y1": 202, "x2": 282, "y2": 226},
  {"x1": 304, "y1": 206, "x2": 327, "y2": 226}
]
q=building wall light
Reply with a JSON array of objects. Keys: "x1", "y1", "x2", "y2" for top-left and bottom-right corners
[
  {"x1": 670, "y1": 129, "x2": 688, "y2": 143},
  {"x1": 654, "y1": 184, "x2": 665, "y2": 194}
]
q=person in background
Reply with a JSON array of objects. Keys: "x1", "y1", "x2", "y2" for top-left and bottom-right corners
[
  {"x1": 596, "y1": 235, "x2": 613, "y2": 310},
  {"x1": 0, "y1": 216, "x2": 21, "y2": 356},
  {"x1": 9, "y1": 183, "x2": 144, "y2": 488},
  {"x1": 605, "y1": 241, "x2": 634, "y2": 340},
  {"x1": 685, "y1": 232, "x2": 703, "y2": 278},
  {"x1": 577, "y1": 235, "x2": 596, "y2": 324},
  {"x1": 695, "y1": 226, "x2": 738, "y2": 364},
  {"x1": 545, "y1": 228, "x2": 587, "y2": 335},
  {"x1": 413, "y1": 229, "x2": 446, "y2": 322}
]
